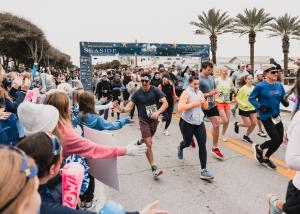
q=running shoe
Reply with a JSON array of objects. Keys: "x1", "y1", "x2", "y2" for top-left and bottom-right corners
[
  {"x1": 200, "y1": 169, "x2": 214, "y2": 180},
  {"x1": 234, "y1": 122, "x2": 239, "y2": 134},
  {"x1": 263, "y1": 159, "x2": 277, "y2": 170},
  {"x1": 177, "y1": 146, "x2": 183, "y2": 159},
  {"x1": 222, "y1": 135, "x2": 228, "y2": 142},
  {"x1": 204, "y1": 117, "x2": 211, "y2": 122},
  {"x1": 253, "y1": 144, "x2": 263, "y2": 164},
  {"x1": 191, "y1": 138, "x2": 196, "y2": 148},
  {"x1": 211, "y1": 147, "x2": 224, "y2": 160},
  {"x1": 83, "y1": 198, "x2": 98, "y2": 211},
  {"x1": 268, "y1": 194, "x2": 282, "y2": 214},
  {"x1": 151, "y1": 165, "x2": 163, "y2": 178},
  {"x1": 258, "y1": 130, "x2": 268, "y2": 138},
  {"x1": 243, "y1": 135, "x2": 253, "y2": 144},
  {"x1": 231, "y1": 108, "x2": 236, "y2": 118},
  {"x1": 163, "y1": 129, "x2": 170, "y2": 136}
]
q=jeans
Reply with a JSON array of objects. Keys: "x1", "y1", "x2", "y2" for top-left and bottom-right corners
[{"x1": 179, "y1": 118, "x2": 207, "y2": 169}]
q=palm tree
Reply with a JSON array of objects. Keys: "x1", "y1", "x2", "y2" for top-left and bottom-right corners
[
  {"x1": 190, "y1": 8, "x2": 233, "y2": 64},
  {"x1": 233, "y1": 8, "x2": 273, "y2": 71},
  {"x1": 267, "y1": 14, "x2": 300, "y2": 75}
]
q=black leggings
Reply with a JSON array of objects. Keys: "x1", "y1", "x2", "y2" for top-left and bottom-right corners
[
  {"x1": 260, "y1": 119, "x2": 284, "y2": 158},
  {"x1": 283, "y1": 180, "x2": 300, "y2": 214},
  {"x1": 80, "y1": 174, "x2": 95, "y2": 202},
  {"x1": 179, "y1": 118, "x2": 207, "y2": 169},
  {"x1": 162, "y1": 104, "x2": 174, "y2": 130}
]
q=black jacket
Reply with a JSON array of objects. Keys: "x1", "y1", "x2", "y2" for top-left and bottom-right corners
[{"x1": 96, "y1": 80, "x2": 112, "y2": 100}]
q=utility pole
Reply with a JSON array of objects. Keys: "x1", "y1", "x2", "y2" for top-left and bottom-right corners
[{"x1": 135, "y1": 39, "x2": 137, "y2": 67}]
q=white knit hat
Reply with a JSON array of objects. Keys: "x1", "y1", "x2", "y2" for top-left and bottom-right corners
[{"x1": 18, "y1": 102, "x2": 59, "y2": 136}]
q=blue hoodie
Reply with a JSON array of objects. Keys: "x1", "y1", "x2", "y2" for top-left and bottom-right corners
[
  {"x1": 78, "y1": 113, "x2": 129, "y2": 131},
  {"x1": 249, "y1": 81, "x2": 286, "y2": 121}
]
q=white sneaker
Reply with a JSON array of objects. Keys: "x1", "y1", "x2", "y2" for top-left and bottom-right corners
[
  {"x1": 163, "y1": 130, "x2": 170, "y2": 136},
  {"x1": 222, "y1": 135, "x2": 228, "y2": 142}
]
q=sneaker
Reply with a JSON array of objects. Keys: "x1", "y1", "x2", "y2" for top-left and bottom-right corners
[
  {"x1": 200, "y1": 169, "x2": 214, "y2": 180},
  {"x1": 253, "y1": 144, "x2": 263, "y2": 164},
  {"x1": 84, "y1": 198, "x2": 98, "y2": 211},
  {"x1": 204, "y1": 117, "x2": 211, "y2": 122},
  {"x1": 243, "y1": 135, "x2": 253, "y2": 144},
  {"x1": 258, "y1": 130, "x2": 267, "y2": 138},
  {"x1": 177, "y1": 146, "x2": 183, "y2": 159},
  {"x1": 268, "y1": 194, "x2": 282, "y2": 214},
  {"x1": 222, "y1": 135, "x2": 228, "y2": 142},
  {"x1": 191, "y1": 138, "x2": 196, "y2": 148},
  {"x1": 263, "y1": 159, "x2": 277, "y2": 170},
  {"x1": 211, "y1": 147, "x2": 224, "y2": 160},
  {"x1": 234, "y1": 122, "x2": 239, "y2": 134},
  {"x1": 151, "y1": 165, "x2": 163, "y2": 178},
  {"x1": 163, "y1": 129, "x2": 170, "y2": 136},
  {"x1": 231, "y1": 108, "x2": 236, "y2": 118}
]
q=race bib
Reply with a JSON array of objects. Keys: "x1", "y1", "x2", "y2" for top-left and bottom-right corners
[
  {"x1": 206, "y1": 96, "x2": 215, "y2": 103},
  {"x1": 272, "y1": 116, "x2": 281, "y2": 125},
  {"x1": 222, "y1": 93, "x2": 230, "y2": 102},
  {"x1": 145, "y1": 104, "x2": 157, "y2": 118}
]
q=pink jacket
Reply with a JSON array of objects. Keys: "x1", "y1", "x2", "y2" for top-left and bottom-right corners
[{"x1": 59, "y1": 122, "x2": 126, "y2": 158}]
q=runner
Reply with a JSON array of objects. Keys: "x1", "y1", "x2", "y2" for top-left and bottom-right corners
[
  {"x1": 234, "y1": 75, "x2": 257, "y2": 144},
  {"x1": 253, "y1": 70, "x2": 268, "y2": 138},
  {"x1": 118, "y1": 72, "x2": 168, "y2": 178},
  {"x1": 158, "y1": 73, "x2": 178, "y2": 136},
  {"x1": 231, "y1": 63, "x2": 249, "y2": 118},
  {"x1": 267, "y1": 69, "x2": 300, "y2": 214},
  {"x1": 95, "y1": 72, "x2": 112, "y2": 120},
  {"x1": 249, "y1": 64, "x2": 289, "y2": 169},
  {"x1": 215, "y1": 67, "x2": 236, "y2": 142},
  {"x1": 150, "y1": 72, "x2": 162, "y2": 88},
  {"x1": 177, "y1": 75, "x2": 214, "y2": 180},
  {"x1": 199, "y1": 61, "x2": 224, "y2": 160}
]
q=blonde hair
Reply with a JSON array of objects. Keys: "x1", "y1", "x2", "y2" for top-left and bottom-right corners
[{"x1": 0, "y1": 148, "x2": 37, "y2": 214}]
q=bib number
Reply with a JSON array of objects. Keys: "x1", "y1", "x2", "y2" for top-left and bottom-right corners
[
  {"x1": 272, "y1": 116, "x2": 281, "y2": 125},
  {"x1": 145, "y1": 104, "x2": 157, "y2": 118}
]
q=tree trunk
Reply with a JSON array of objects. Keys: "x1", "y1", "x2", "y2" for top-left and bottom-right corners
[
  {"x1": 282, "y1": 35, "x2": 290, "y2": 77},
  {"x1": 249, "y1": 31, "x2": 256, "y2": 72},
  {"x1": 209, "y1": 34, "x2": 217, "y2": 64}
]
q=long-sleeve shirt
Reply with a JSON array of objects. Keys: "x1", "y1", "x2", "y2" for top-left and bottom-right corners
[
  {"x1": 235, "y1": 85, "x2": 255, "y2": 111},
  {"x1": 58, "y1": 121, "x2": 126, "y2": 158},
  {"x1": 79, "y1": 113, "x2": 129, "y2": 131},
  {"x1": 249, "y1": 81, "x2": 286, "y2": 120},
  {"x1": 286, "y1": 111, "x2": 300, "y2": 190}
]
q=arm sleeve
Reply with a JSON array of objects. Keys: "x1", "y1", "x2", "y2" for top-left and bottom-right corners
[
  {"x1": 95, "y1": 102, "x2": 113, "y2": 111},
  {"x1": 5, "y1": 91, "x2": 26, "y2": 113},
  {"x1": 96, "y1": 116, "x2": 129, "y2": 131},
  {"x1": 249, "y1": 85, "x2": 261, "y2": 109},
  {"x1": 61, "y1": 124, "x2": 127, "y2": 159},
  {"x1": 153, "y1": 86, "x2": 165, "y2": 101},
  {"x1": 286, "y1": 121, "x2": 300, "y2": 170}
]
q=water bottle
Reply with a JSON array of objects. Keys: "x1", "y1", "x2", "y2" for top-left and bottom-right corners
[{"x1": 99, "y1": 201, "x2": 126, "y2": 214}]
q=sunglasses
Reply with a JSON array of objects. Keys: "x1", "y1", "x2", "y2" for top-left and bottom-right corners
[
  {"x1": 0, "y1": 146, "x2": 39, "y2": 212},
  {"x1": 270, "y1": 70, "x2": 279, "y2": 75}
]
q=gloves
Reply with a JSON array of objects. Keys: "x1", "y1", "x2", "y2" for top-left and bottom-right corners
[
  {"x1": 259, "y1": 106, "x2": 271, "y2": 113},
  {"x1": 126, "y1": 141, "x2": 147, "y2": 156}
]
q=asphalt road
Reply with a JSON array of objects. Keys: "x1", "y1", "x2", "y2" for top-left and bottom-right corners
[{"x1": 100, "y1": 110, "x2": 293, "y2": 214}]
